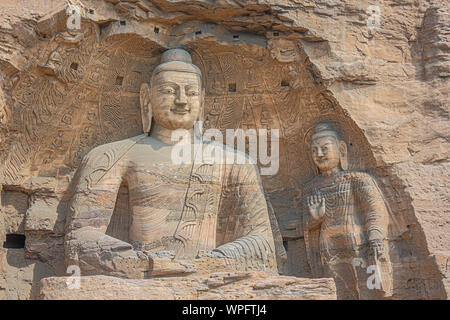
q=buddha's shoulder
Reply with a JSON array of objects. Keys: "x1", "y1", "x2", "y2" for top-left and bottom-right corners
[
  {"x1": 303, "y1": 171, "x2": 376, "y2": 190},
  {"x1": 82, "y1": 134, "x2": 148, "y2": 164}
]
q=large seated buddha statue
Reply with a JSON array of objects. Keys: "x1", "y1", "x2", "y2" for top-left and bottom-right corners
[{"x1": 63, "y1": 49, "x2": 281, "y2": 279}]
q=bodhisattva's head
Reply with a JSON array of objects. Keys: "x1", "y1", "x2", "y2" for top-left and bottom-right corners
[
  {"x1": 140, "y1": 49, "x2": 204, "y2": 132},
  {"x1": 310, "y1": 122, "x2": 348, "y2": 175}
]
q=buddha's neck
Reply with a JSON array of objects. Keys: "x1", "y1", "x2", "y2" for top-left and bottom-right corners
[
  {"x1": 150, "y1": 124, "x2": 194, "y2": 145},
  {"x1": 320, "y1": 167, "x2": 341, "y2": 176}
]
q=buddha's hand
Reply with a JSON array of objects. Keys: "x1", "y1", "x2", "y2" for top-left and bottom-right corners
[
  {"x1": 195, "y1": 250, "x2": 234, "y2": 271},
  {"x1": 369, "y1": 238, "x2": 387, "y2": 262},
  {"x1": 145, "y1": 251, "x2": 196, "y2": 276},
  {"x1": 307, "y1": 193, "x2": 326, "y2": 220},
  {"x1": 196, "y1": 249, "x2": 226, "y2": 259},
  {"x1": 107, "y1": 249, "x2": 152, "y2": 278}
]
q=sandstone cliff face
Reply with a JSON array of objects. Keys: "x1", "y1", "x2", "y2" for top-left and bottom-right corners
[{"x1": 0, "y1": 0, "x2": 448, "y2": 299}]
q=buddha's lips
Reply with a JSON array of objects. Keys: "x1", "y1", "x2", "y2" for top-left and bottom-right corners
[{"x1": 170, "y1": 107, "x2": 191, "y2": 114}]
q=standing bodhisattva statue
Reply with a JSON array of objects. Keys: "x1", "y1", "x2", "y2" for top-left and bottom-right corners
[
  {"x1": 302, "y1": 121, "x2": 394, "y2": 299},
  {"x1": 64, "y1": 49, "x2": 280, "y2": 278}
]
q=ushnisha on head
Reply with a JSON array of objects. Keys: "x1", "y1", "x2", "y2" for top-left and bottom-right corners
[
  {"x1": 310, "y1": 122, "x2": 348, "y2": 175},
  {"x1": 140, "y1": 48, "x2": 204, "y2": 132}
]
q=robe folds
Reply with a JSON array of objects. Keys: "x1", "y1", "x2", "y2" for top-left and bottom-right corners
[{"x1": 302, "y1": 171, "x2": 403, "y2": 298}]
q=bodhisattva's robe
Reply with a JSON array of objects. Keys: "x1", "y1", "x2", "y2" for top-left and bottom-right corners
[
  {"x1": 65, "y1": 135, "x2": 278, "y2": 278},
  {"x1": 302, "y1": 171, "x2": 394, "y2": 299}
]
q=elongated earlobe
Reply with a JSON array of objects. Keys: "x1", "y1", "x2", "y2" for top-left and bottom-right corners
[
  {"x1": 199, "y1": 87, "x2": 205, "y2": 122},
  {"x1": 339, "y1": 141, "x2": 348, "y2": 170},
  {"x1": 140, "y1": 83, "x2": 152, "y2": 133},
  {"x1": 195, "y1": 87, "x2": 205, "y2": 136}
]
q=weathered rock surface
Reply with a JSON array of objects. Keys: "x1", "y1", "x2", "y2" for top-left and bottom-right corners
[
  {"x1": 38, "y1": 273, "x2": 337, "y2": 300},
  {"x1": 0, "y1": 248, "x2": 54, "y2": 299}
]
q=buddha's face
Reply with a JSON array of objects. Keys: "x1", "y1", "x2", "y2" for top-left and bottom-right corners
[
  {"x1": 310, "y1": 133, "x2": 341, "y2": 173},
  {"x1": 150, "y1": 70, "x2": 202, "y2": 130}
]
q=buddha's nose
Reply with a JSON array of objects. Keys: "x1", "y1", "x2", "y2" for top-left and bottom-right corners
[
  {"x1": 317, "y1": 148, "x2": 324, "y2": 157},
  {"x1": 175, "y1": 90, "x2": 188, "y2": 106}
]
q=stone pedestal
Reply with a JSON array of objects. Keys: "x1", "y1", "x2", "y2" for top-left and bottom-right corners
[{"x1": 38, "y1": 272, "x2": 336, "y2": 300}]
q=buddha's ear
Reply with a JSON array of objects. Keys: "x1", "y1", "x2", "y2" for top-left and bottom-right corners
[
  {"x1": 140, "y1": 83, "x2": 152, "y2": 133},
  {"x1": 201, "y1": 87, "x2": 205, "y2": 109},
  {"x1": 198, "y1": 87, "x2": 206, "y2": 122},
  {"x1": 339, "y1": 140, "x2": 348, "y2": 170}
]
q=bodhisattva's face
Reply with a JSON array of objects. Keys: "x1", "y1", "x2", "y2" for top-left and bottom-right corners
[
  {"x1": 150, "y1": 70, "x2": 202, "y2": 130},
  {"x1": 310, "y1": 135, "x2": 341, "y2": 173}
]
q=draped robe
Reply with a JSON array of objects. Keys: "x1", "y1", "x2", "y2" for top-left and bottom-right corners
[
  {"x1": 65, "y1": 134, "x2": 281, "y2": 277},
  {"x1": 302, "y1": 171, "x2": 398, "y2": 299}
]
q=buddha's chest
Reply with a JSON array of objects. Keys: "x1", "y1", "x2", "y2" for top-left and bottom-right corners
[
  {"x1": 307, "y1": 180, "x2": 356, "y2": 220},
  {"x1": 124, "y1": 162, "x2": 224, "y2": 254},
  {"x1": 125, "y1": 162, "x2": 223, "y2": 219}
]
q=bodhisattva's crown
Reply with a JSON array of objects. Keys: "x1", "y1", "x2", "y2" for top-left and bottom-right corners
[{"x1": 311, "y1": 121, "x2": 342, "y2": 141}]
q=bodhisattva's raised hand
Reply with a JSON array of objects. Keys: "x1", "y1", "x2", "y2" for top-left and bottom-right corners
[{"x1": 307, "y1": 193, "x2": 326, "y2": 221}]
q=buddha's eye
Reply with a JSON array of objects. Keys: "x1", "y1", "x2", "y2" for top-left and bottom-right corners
[
  {"x1": 186, "y1": 89, "x2": 199, "y2": 96},
  {"x1": 160, "y1": 87, "x2": 176, "y2": 94}
]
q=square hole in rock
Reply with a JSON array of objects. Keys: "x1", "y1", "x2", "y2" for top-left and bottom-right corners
[
  {"x1": 3, "y1": 234, "x2": 26, "y2": 249},
  {"x1": 115, "y1": 76, "x2": 124, "y2": 86}
]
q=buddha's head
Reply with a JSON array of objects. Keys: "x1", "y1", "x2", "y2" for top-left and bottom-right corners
[
  {"x1": 140, "y1": 48, "x2": 204, "y2": 132},
  {"x1": 309, "y1": 122, "x2": 348, "y2": 175}
]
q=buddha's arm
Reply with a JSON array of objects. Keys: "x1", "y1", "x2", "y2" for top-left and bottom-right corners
[
  {"x1": 64, "y1": 149, "x2": 150, "y2": 279},
  {"x1": 213, "y1": 163, "x2": 277, "y2": 273},
  {"x1": 356, "y1": 175, "x2": 389, "y2": 242}
]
